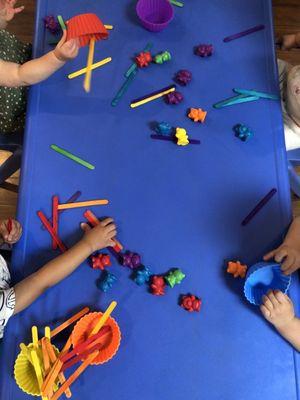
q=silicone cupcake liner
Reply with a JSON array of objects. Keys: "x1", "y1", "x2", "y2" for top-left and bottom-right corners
[
  {"x1": 14, "y1": 343, "x2": 59, "y2": 396},
  {"x1": 136, "y1": 0, "x2": 174, "y2": 32},
  {"x1": 71, "y1": 312, "x2": 121, "y2": 365},
  {"x1": 67, "y1": 13, "x2": 108, "y2": 47},
  {"x1": 244, "y1": 262, "x2": 291, "y2": 305}
]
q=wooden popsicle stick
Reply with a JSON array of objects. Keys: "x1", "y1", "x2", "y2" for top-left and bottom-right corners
[
  {"x1": 68, "y1": 57, "x2": 112, "y2": 79},
  {"x1": 32, "y1": 326, "x2": 39, "y2": 348},
  {"x1": 83, "y1": 210, "x2": 123, "y2": 252},
  {"x1": 45, "y1": 326, "x2": 51, "y2": 340},
  {"x1": 31, "y1": 349, "x2": 44, "y2": 390},
  {"x1": 83, "y1": 37, "x2": 96, "y2": 93},
  {"x1": 50, "y1": 307, "x2": 90, "y2": 338},
  {"x1": 50, "y1": 351, "x2": 100, "y2": 400},
  {"x1": 37, "y1": 211, "x2": 67, "y2": 253},
  {"x1": 59, "y1": 326, "x2": 110, "y2": 364},
  {"x1": 130, "y1": 86, "x2": 175, "y2": 108},
  {"x1": 52, "y1": 196, "x2": 59, "y2": 250},
  {"x1": 41, "y1": 338, "x2": 51, "y2": 375},
  {"x1": 104, "y1": 24, "x2": 113, "y2": 29},
  {"x1": 90, "y1": 301, "x2": 117, "y2": 336},
  {"x1": 44, "y1": 339, "x2": 72, "y2": 398},
  {"x1": 41, "y1": 359, "x2": 63, "y2": 397},
  {"x1": 57, "y1": 199, "x2": 109, "y2": 210}
]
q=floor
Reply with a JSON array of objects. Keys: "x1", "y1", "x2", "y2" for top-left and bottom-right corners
[{"x1": 1, "y1": 0, "x2": 300, "y2": 218}]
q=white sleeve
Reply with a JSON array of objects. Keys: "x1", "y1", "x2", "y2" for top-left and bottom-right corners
[{"x1": 0, "y1": 287, "x2": 15, "y2": 339}]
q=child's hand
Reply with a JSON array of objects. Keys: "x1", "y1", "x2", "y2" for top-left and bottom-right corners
[
  {"x1": 0, "y1": 218, "x2": 22, "y2": 244},
  {"x1": 81, "y1": 218, "x2": 117, "y2": 253},
  {"x1": 260, "y1": 290, "x2": 295, "y2": 329},
  {"x1": 263, "y1": 244, "x2": 300, "y2": 275},
  {"x1": 277, "y1": 33, "x2": 298, "y2": 50},
  {"x1": 0, "y1": 0, "x2": 24, "y2": 25},
  {"x1": 53, "y1": 30, "x2": 79, "y2": 62}
]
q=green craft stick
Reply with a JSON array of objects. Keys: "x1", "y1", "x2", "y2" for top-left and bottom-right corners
[
  {"x1": 50, "y1": 145, "x2": 95, "y2": 170},
  {"x1": 170, "y1": 0, "x2": 184, "y2": 7},
  {"x1": 124, "y1": 43, "x2": 153, "y2": 78},
  {"x1": 112, "y1": 69, "x2": 138, "y2": 107},
  {"x1": 213, "y1": 94, "x2": 259, "y2": 109},
  {"x1": 233, "y1": 88, "x2": 279, "y2": 100},
  {"x1": 57, "y1": 15, "x2": 66, "y2": 31}
]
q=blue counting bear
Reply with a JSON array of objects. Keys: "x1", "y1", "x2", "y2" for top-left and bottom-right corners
[
  {"x1": 234, "y1": 124, "x2": 253, "y2": 142},
  {"x1": 133, "y1": 265, "x2": 151, "y2": 286},
  {"x1": 98, "y1": 271, "x2": 117, "y2": 292},
  {"x1": 155, "y1": 121, "x2": 173, "y2": 136}
]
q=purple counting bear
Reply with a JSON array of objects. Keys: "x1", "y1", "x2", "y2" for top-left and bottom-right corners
[
  {"x1": 175, "y1": 70, "x2": 192, "y2": 86},
  {"x1": 121, "y1": 251, "x2": 142, "y2": 269},
  {"x1": 43, "y1": 15, "x2": 60, "y2": 35},
  {"x1": 165, "y1": 91, "x2": 184, "y2": 105},
  {"x1": 194, "y1": 44, "x2": 213, "y2": 57}
]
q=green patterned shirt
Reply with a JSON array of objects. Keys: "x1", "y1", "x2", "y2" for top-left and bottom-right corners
[{"x1": 0, "y1": 30, "x2": 31, "y2": 133}]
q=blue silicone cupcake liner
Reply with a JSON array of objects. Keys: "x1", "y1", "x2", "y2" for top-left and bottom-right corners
[{"x1": 244, "y1": 262, "x2": 291, "y2": 305}]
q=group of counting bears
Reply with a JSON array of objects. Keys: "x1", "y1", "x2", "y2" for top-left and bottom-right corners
[{"x1": 91, "y1": 251, "x2": 201, "y2": 313}]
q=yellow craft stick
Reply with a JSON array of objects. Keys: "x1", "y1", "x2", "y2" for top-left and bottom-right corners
[
  {"x1": 31, "y1": 349, "x2": 44, "y2": 390},
  {"x1": 44, "y1": 326, "x2": 51, "y2": 340},
  {"x1": 104, "y1": 24, "x2": 113, "y2": 30},
  {"x1": 57, "y1": 199, "x2": 109, "y2": 210},
  {"x1": 68, "y1": 57, "x2": 112, "y2": 80},
  {"x1": 130, "y1": 87, "x2": 175, "y2": 108},
  {"x1": 84, "y1": 37, "x2": 96, "y2": 93},
  {"x1": 32, "y1": 326, "x2": 38, "y2": 348},
  {"x1": 90, "y1": 301, "x2": 117, "y2": 336}
]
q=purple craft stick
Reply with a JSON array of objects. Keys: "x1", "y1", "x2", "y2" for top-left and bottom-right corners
[
  {"x1": 41, "y1": 190, "x2": 82, "y2": 230},
  {"x1": 131, "y1": 85, "x2": 176, "y2": 105},
  {"x1": 223, "y1": 24, "x2": 265, "y2": 43},
  {"x1": 150, "y1": 134, "x2": 201, "y2": 145},
  {"x1": 241, "y1": 188, "x2": 277, "y2": 226}
]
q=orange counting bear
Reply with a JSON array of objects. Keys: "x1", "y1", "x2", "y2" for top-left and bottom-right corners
[
  {"x1": 188, "y1": 108, "x2": 207, "y2": 123},
  {"x1": 227, "y1": 261, "x2": 247, "y2": 278}
]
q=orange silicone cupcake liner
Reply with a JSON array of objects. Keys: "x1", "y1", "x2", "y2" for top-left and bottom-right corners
[{"x1": 71, "y1": 312, "x2": 121, "y2": 365}]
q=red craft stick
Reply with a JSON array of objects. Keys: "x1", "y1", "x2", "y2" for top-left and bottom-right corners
[
  {"x1": 61, "y1": 341, "x2": 104, "y2": 372},
  {"x1": 52, "y1": 196, "x2": 59, "y2": 250},
  {"x1": 59, "y1": 326, "x2": 111, "y2": 364},
  {"x1": 83, "y1": 209, "x2": 123, "y2": 252},
  {"x1": 37, "y1": 211, "x2": 67, "y2": 253}
]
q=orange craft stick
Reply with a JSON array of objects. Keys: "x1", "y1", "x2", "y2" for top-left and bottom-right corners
[
  {"x1": 50, "y1": 351, "x2": 99, "y2": 400},
  {"x1": 83, "y1": 210, "x2": 123, "y2": 252},
  {"x1": 52, "y1": 196, "x2": 59, "y2": 250},
  {"x1": 51, "y1": 307, "x2": 90, "y2": 338},
  {"x1": 41, "y1": 338, "x2": 51, "y2": 376},
  {"x1": 57, "y1": 199, "x2": 109, "y2": 210},
  {"x1": 44, "y1": 339, "x2": 71, "y2": 398},
  {"x1": 41, "y1": 359, "x2": 62, "y2": 397},
  {"x1": 37, "y1": 211, "x2": 67, "y2": 253}
]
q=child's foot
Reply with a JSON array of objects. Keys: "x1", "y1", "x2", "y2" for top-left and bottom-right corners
[
  {"x1": 260, "y1": 290, "x2": 295, "y2": 331},
  {"x1": 286, "y1": 65, "x2": 300, "y2": 127}
]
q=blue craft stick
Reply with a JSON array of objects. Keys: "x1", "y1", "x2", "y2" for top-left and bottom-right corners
[
  {"x1": 233, "y1": 88, "x2": 279, "y2": 101},
  {"x1": 213, "y1": 94, "x2": 259, "y2": 109},
  {"x1": 125, "y1": 43, "x2": 153, "y2": 78},
  {"x1": 111, "y1": 69, "x2": 138, "y2": 107}
]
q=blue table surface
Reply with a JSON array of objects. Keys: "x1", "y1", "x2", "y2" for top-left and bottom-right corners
[{"x1": 1, "y1": 0, "x2": 299, "y2": 399}]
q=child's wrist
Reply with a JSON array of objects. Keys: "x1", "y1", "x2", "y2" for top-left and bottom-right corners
[
  {"x1": 275, "y1": 315, "x2": 297, "y2": 332},
  {"x1": 51, "y1": 50, "x2": 67, "y2": 65}
]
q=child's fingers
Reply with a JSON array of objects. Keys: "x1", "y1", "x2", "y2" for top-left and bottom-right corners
[
  {"x1": 274, "y1": 248, "x2": 288, "y2": 263},
  {"x1": 260, "y1": 304, "x2": 271, "y2": 318},
  {"x1": 262, "y1": 294, "x2": 274, "y2": 310},
  {"x1": 107, "y1": 239, "x2": 116, "y2": 247},
  {"x1": 281, "y1": 254, "x2": 296, "y2": 271},
  {"x1": 266, "y1": 290, "x2": 280, "y2": 306},
  {"x1": 101, "y1": 218, "x2": 114, "y2": 227},
  {"x1": 263, "y1": 250, "x2": 276, "y2": 261},
  {"x1": 108, "y1": 229, "x2": 117, "y2": 239},
  {"x1": 13, "y1": 5, "x2": 24, "y2": 14},
  {"x1": 274, "y1": 290, "x2": 289, "y2": 304},
  {"x1": 58, "y1": 29, "x2": 67, "y2": 46},
  {"x1": 282, "y1": 264, "x2": 298, "y2": 276},
  {"x1": 80, "y1": 222, "x2": 91, "y2": 232}
]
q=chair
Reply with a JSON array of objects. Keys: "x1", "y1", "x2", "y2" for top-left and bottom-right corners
[
  {"x1": 0, "y1": 131, "x2": 23, "y2": 193},
  {"x1": 287, "y1": 148, "x2": 300, "y2": 197}
]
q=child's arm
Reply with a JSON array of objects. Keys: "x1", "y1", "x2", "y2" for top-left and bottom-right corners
[
  {"x1": 0, "y1": 31, "x2": 79, "y2": 87},
  {"x1": 261, "y1": 290, "x2": 300, "y2": 351},
  {"x1": 264, "y1": 217, "x2": 300, "y2": 275},
  {"x1": 13, "y1": 219, "x2": 116, "y2": 314}
]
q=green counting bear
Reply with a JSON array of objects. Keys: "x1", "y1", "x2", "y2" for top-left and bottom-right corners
[
  {"x1": 165, "y1": 269, "x2": 185, "y2": 288},
  {"x1": 154, "y1": 51, "x2": 171, "y2": 64}
]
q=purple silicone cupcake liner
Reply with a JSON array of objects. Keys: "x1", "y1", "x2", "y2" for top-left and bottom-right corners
[
  {"x1": 136, "y1": 0, "x2": 174, "y2": 32},
  {"x1": 244, "y1": 262, "x2": 291, "y2": 306}
]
